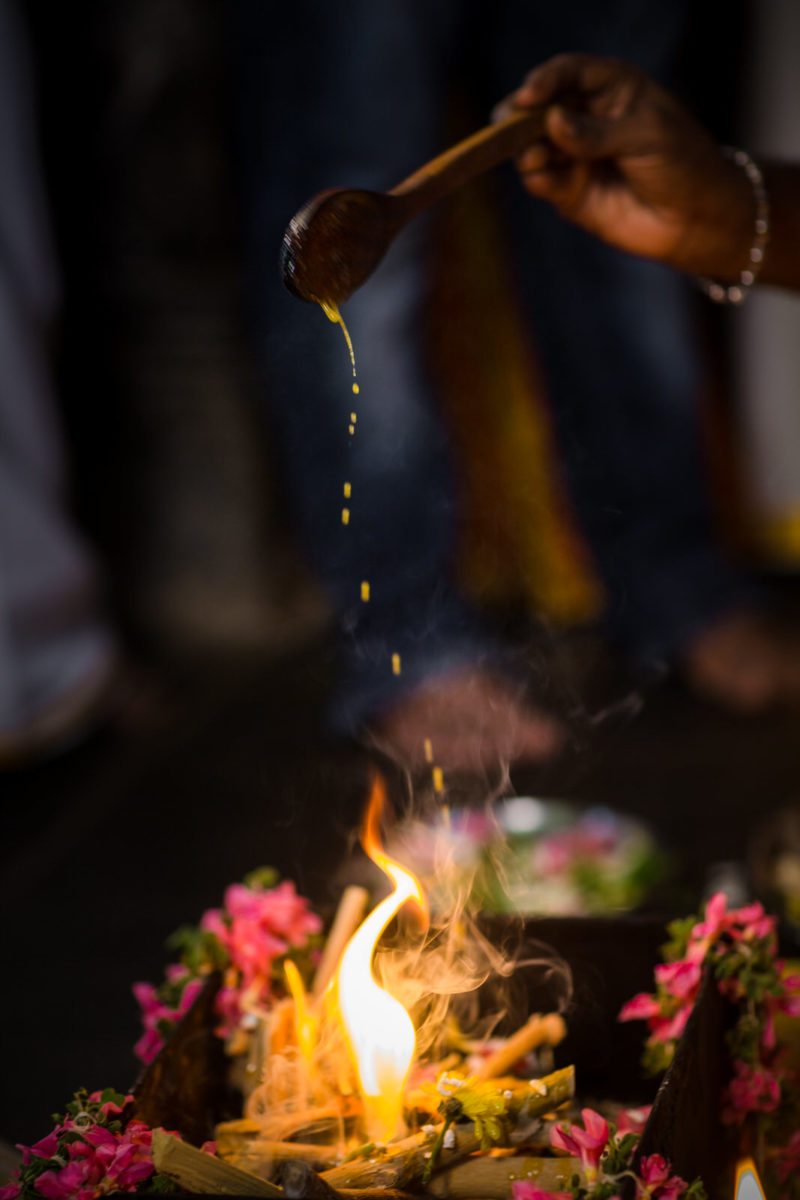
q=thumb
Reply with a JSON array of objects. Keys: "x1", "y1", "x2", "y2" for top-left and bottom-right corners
[{"x1": 546, "y1": 104, "x2": 649, "y2": 160}]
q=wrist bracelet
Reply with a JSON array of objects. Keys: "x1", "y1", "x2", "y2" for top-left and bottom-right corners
[{"x1": 697, "y1": 147, "x2": 769, "y2": 305}]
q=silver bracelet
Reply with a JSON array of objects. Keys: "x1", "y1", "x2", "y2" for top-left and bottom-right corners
[{"x1": 697, "y1": 147, "x2": 769, "y2": 305}]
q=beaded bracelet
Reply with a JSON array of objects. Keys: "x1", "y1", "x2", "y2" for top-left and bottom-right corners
[{"x1": 697, "y1": 147, "x2": 769, "y2": 305}]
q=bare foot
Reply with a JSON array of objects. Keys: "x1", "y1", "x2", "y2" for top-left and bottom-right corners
[
  {"x1": 682, "y1": 611, "x2": 800, "y2": 713},
  {"x1": 368, "y1": 666, "x2": 565, "y2": 773}
]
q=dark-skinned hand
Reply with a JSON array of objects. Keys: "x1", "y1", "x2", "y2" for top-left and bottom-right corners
[{"x1": 495, "y1": 53, "x2": 756, "y2": 281}]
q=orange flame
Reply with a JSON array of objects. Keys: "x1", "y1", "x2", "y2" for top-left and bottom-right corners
[
  {"x1": 335, "y1": 776, "x2": 427, "y2": 1142},
  {"x1": 284, "y1": 959, "x2": 317, "y2": 1074}
]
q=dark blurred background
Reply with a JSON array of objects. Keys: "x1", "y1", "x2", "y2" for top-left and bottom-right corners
[{"x1": 2, "y1": 0, "x2": 800, "y2": 1154}]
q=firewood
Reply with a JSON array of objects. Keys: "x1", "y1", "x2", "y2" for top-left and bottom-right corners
[
  {"x1": 150, "y1": 1129, "x2": 283, "y2": 1196},
  {"x1": 242, "y1": 1098, "x2": 361, "y2": 1145},
  {"x1": 321, "y1": 1066, "x2": 574, "y2": 1191},
  {"x1": 281, "y1": 1162, "x2": 419, "y2": 1200},
  {"x1": 426, "y1": 1154, "x2": 581, "y2": 1198},
  {"x1": 312, "y1": 887, "x2": 369, "y2": 999},
  {"x1": 217, "y1": 1116, "x2": 265, "y2": 1139},
  {"x1": 221, "y1": 1140, "x2": 342, "y2": 1171},
  {"x1": 474, "y1": 1015, "x2": 567, "y2": 1080},
  {"x1": 338, "y1": 1191, "x2": 420, "y2": 1200},
  {"x1": 282, "y1": 1158, "x2": 342, "y2": 1200}
]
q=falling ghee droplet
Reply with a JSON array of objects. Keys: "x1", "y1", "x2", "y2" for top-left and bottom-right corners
[
  {"x1": 344, "y1": 481, "x2": 352, "y2": 498},
  {"x1": 361, "y1": 581, "x2": 370, "y2": 602},
  {"x1": 432, "y1": 766, "x2": 444, "y2": 793},
  {"x1": 391, "y1": 653, "x2": 401, "y2": 675},
  {"x1": 351, "y1": 412, "x2": 357, "y2": 423},
  {"x1": 352, "y1": 382, "x2": 360, "y2": 394},
  {"x1": 342, "y1": 508, "x2": 350, "y2": 525},
  {"x1": 424, "y1": 739, "x2": 433, "y2": 763}
]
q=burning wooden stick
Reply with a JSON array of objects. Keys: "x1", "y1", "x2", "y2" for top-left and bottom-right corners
[
  {"x1": 475, "y1": 1014, "x2": 567, "y2": 1080},
  {"x1": 282, "y1": 1159, "x2": 342, "y2": 1200},
  {"x1": 426, "y1": 1154, "x2": 581, "y2": 1198},
  {"x1": 282, "y1": 1159, "x2": 420, "y2": 1200},
  {"x1": 219, "y1": 1139, "x2": 342, "y2": 1171},
  {"x1": 151, "y1": 1129, "x2": 283, "y2": 1196},
  {"x1": 321, "y1": 1066, "x2": 574, "y2": 1191},
  {"x1": 312, "y1": 887, "x2": 370, "y2": 999}
]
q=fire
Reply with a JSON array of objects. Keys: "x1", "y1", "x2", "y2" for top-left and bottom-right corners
[
  {"x1": 335, "y1": 776, "x2": 427, "y2": 1142},
  {"x1": 284, "y1": 959, "x2": 317, "y2": 1076}
]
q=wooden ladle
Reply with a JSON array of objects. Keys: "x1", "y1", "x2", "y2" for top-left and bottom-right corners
[{"x1": 280, "y1": 107, "x2": 546, "y2": 306}]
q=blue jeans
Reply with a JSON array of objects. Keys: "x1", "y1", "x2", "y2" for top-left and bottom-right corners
[{"x1": 228, "y1": 0, "x2": 753, "y2": 730}]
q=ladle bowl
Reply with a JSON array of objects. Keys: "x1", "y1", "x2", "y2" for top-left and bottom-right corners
[{"x1": 281, "y1": 107, "x2": 547, "y2": 306}]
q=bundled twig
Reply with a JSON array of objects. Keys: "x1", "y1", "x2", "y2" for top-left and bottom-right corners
[
  {"x1": 312, "y1": 887, "x2": 369, "y2": 999},
  {"x1": 151, "y1": 1129, "x2": 283, "y2": 1196},
  {"x1": 426, "y1": 1154, "x2": 581, "y2": 1199},
  {"x1": 282, "y1": 1159, "x2": 427, "y2": 1200},
  {"x1": 475, "y1": 1014, "x2": 567, "y2": 1080},
  {"x1": 320, "y1": 1066, "x2": 575, "y2": 1192}
]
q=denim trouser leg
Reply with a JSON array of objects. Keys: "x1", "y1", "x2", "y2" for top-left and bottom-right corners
[
  {"x1": 481, "y1": 0, "x2": 756, "y2": 668},
  {"x1": 507, "y1": 212, "x2": 755, "y2": 666},
  {"x1": 228, "y1": 2, "x2": 494, "y2": 732}
]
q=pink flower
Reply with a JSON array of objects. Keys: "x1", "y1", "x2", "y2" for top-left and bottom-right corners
[
  {"x1": 31, "y1": 1119, "x2": 156, "y2": 1198},
  {"x1": 650, "y1": 1004, "x2": 691, "y2": 1044},
  {"x1": 551, "y1": 1108, "x2": 609, "y2": 1184},
  {"x1": 620, "y1": 983, "x2": 692, "y2": 1048},
  {"x1": 619, "y1": 993, "x2": 662, "y2": 1022},
  {"x1": 213, "y1": 983, "x2": 244, "y2": 1038},
  {"x1": 0, "y1": 1186, "x2": 21, "y2": 1199},
  {"x1": 638, "y1": 1154, "x2": 688, "y2": 1200},
  {"x1": 512, "y1": 1185, "x2": 570, "y2": 1200},
  {"x1": 199, "y1": 880, "x2": 321, "y2": 1031},
  {"x1": 133, "y1": 1027, "x2": 163, "y2": 1064},
  {"x1": 722, "y1": 1060, "x2": 782, "y2": 1124},
  {"x1": 86, "y1": 1090, "x2": 130, "y2": 1120},
  {"x1": 615, "y1": 1105, "x2": 652, "y2": 1137},
  {"x1": 686, "y1": 892, "x2": 730, "y2": 962},
  {"x1": 132, "y1": 974, "x2": 204, "y2": 1063},
  {"x1": 774, "y1": 1129, "x2": 800, "y2": 1184},
  {"x1": 733, "y1": 903, "x2": 775, "y2": 944},
  {"x1": 778, "y1": 973, "x2": 800, "y2": 1017},
  {"x1": 761, "y1": 1008, "x2": 777, "y2": 1052},
  {"x1": 687, "y1": 895, "x2": 777, "y2": 964},
  {"x1": 36, "y1": 1159, "x2": 94, "y2": 1199},
  {"x1": 654, "y1": 960, "x2": 701, "y2": 1001},
  {"x1": 20, "y1": 1129, "x2": 60, "y2": 1162},
  {"x1": 535, "y1": 828, "x2": 615, "y2": 877}
]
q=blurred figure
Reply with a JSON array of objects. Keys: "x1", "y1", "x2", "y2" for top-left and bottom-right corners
[
  {"x1": 0, "y1": 0, "x2": 118, "y2": 767},
  {"x1": 226, "y1": 2, "x2": 788, "y2": 773}
]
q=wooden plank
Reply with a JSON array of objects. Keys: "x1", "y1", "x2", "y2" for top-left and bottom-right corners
[{"x1": 151, "y1": 1128, "x2": 284, "y2": 1196}]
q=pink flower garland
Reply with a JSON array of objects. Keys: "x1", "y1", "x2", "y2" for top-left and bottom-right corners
[
  {"x1": 0, "y1": 1090, "x2": 216, "y2": 1200},
  {"x1": 133, "y1": 874, "x2": 322, "y2": 1062},
  {"x1": 201, "y1": 879, "x2": 322, "y2": 1037},
  {"x1": 511, "y1": 1107, "x2": 701, "y2": 1200},
  {"x1": 620, "y1": 891, "x2": 800, "y2": 1193}
]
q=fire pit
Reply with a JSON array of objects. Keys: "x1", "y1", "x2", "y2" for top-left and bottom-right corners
[{"x1": 130, "y1": 783, "x2": 737, "y2": 1200}]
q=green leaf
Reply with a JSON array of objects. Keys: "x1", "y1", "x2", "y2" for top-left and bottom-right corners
[
  {"x1": 685, "y1": 1177, "x2": 708, "y2": 1200},
  {"x1": 165, "y1": 926, "x2": 228, "y2": 973},
  {"x1": 143, "y1": 1171, "x2": 182, "y2": 1193},
  {"x1": 662, "y1": 915, "x2": 697, "y2": 962},
  {"x1": 155, "y1": 1017, "x2": 178, "y2": 1040},
  {"x1": 243, "y1": 866, "x2": 280, "y2": 891}
]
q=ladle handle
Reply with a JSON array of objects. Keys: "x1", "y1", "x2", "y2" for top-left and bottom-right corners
[{"x1": 389, "y1": 107, "x2": 546, "y2": 216}]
